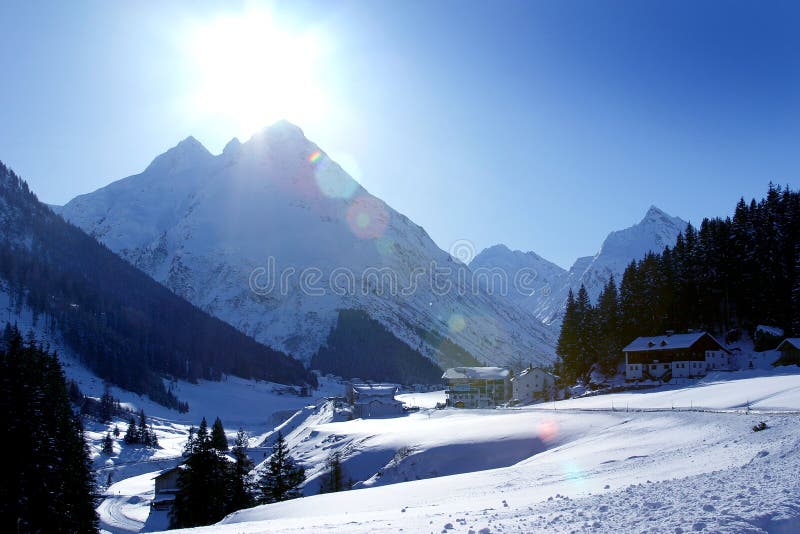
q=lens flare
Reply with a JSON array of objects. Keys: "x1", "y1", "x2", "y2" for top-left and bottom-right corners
[
  {"x1": 346, "y1": 195, "x2": 388, "y2": 239},
  {"x1": 537, "y1": 418, "x2": 559, "y2": 442},
  {"x1": 448, "y1": 314, "x2": 466, "y2": 333},
  {"x1": 376, "y1": 236, "x2": 396, "y2": 256},
  {"x1": 562, "y1": 462, "x2": 586, "y2": 485},
  {"x1": 314, "y1": 158, "x2": 359, "y2": 199}
]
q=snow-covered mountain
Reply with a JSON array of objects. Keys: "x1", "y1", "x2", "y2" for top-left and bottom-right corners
[
  {"x1": 60, "y1": 121, "x2": 556, "y2": 370},
  {"x1": 471, "y1": 206, "x2": 688, "y2": 328}
]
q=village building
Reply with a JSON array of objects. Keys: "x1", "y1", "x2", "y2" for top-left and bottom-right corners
[
  {"x1": 510, "y1": 366, "x2": 556, "y2": 405},
  {"x1": 152, "y1": 465, "x2": 183, "y2": 511},
  {"x1": 623, "y1": 332, "x2": 732, "y2": 381},
  {"x1": 442, "y1": 367, "x2": 512, "y2": 408},
  {"x1": 775, "y1": 338, "x2": 800, "y2": 366},
  {"x1": 348, "y1": 383, "x2": 405, "y2": 418}
]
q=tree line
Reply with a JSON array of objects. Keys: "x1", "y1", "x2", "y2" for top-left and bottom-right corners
[
  {"x1": 556, "y1": 184, "x2": 800, "y2": 385},
  {"x1": 0, "y1": 323, "x2": 98, "y2": 532},
  {"x1": 0, "y1": 160, "x2": 317, "y2": 409}
]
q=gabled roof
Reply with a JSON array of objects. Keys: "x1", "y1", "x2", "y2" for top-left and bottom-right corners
[
  {"x1": 512, "y1": 367, "x2": 554, "y2": 381},
  {"x1": 442, "y1": 367, "x2": 510, "y2": 380},
  {"x1": 776, "y1": 338, "x2": 800, "y2": 351},
  {"x1": 352, "y1": 384, "x2": 398, "y2": 398},
  {"x1": 623, "y1": 332, "x2": 728, "y2": 353},
  {"x1": 154, "y1": 464, "x2": 185, "y2": 480}
]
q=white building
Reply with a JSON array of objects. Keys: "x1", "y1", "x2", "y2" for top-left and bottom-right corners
[
  {"x1": 623, "y1": 332, "x2": 732, "y2": 381},
  {"x1": 350, "y1": 384, "x2": 404, "y2": 418},
  {"x1": 510, "y1": 366, "x2": 556, "y2": 405},
  {"x1": 442, "y1": 367, "x2": 511, "y2": 408}
]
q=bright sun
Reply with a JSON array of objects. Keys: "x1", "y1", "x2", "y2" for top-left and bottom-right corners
[{"x1": 187, "y1": 9, "x2": 327, "y2": 137}]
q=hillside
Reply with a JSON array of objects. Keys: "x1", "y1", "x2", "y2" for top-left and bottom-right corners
[{"x1": 0, "y1": 161, "x2": 315, "y2": 408}]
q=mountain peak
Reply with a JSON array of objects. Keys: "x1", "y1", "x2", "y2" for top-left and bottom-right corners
[
  {"x1": 253, "y1": 120, "x2": 307, "y2": 142},
  {"x1": 241, "y1": 120, "x2": 312, "y2": 159},
  {"x1": 223, "y1": 137, "x2": 242, "y2": 156},
  {"x1": 145, "y1": 136, "x2": 212, "y2": 174}
]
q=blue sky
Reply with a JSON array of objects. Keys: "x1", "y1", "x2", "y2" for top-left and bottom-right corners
[{"x1": 1, "y1": 1, "x2": 799, "y2": 268}]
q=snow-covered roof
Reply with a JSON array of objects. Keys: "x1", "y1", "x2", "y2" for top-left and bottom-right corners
[
  {"x1": 352, "y1": 384, "x2": 398, "y2": 397},
  {"x1": 512, "y1": 367, "x2": 554, "y2": 380},
  {"x1": 777, "y1": 338, "x2": 800, "y2": 351},
  {"x1": 622, "y1": 332, "x2": 726, "y2": 353},
  {"x1": 442, "y1": 367, "x2": 510, "y2": 380},
  {"x1": 756, "y1": 325, "x2": 785, "y2": 337}
]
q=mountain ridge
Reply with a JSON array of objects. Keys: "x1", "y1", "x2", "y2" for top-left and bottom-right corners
[
  {"x1": 471, "y1": 206, "x2": 689, "y2": 328},
  {"x1": 60, "y1": 122, "x2": 557, "y2": 372}
]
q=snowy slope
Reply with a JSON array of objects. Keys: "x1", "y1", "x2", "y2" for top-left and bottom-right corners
[
  {"x1": 60, "y1": 121, "x2": 556, "y2": 368},
  {"x1": 471, "y1": 206, "x2": 688, "y2": 327},
  {"x1": 161, "y1": 371, "x2": 800, "y2": 534}
]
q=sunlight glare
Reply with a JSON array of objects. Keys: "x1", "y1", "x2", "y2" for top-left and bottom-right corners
[{"x1": 187, "y1": 9, "x2": 327, "y2": 138}]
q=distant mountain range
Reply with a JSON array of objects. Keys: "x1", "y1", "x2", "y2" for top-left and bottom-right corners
[
  {"x1": 46, "y1": 120, "x2": 690, "y2": 379},
  {"x1": 59, "y1": 121, "x2": 557, "y2": 371},
  {"x1": 471, "y1": 206, "x2": 688, "y2": 328}
]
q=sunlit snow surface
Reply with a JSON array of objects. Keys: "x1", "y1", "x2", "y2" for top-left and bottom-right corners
[{"x1": 151, "y1": 371, "x2": 800, "y2": 534}]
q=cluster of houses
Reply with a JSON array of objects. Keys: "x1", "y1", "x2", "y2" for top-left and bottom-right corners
[
  {"x1": 150, "y1": 329, "x2": 796, "y2": 513},
  {"x1": 441, "y1": 365, "x2": 556, "y2": 408},
  {"x1": 342, "y1": 330, "x2": 756, "y2": 412}
]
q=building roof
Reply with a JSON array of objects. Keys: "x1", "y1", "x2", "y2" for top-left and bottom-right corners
[
  {"x1": 511, "y1": 366, "x2": 554, "y2": 381},
  {"x1": 776, "y1": 338, "x2": 800, "y2": 351},
  {"x1": 352, "y1": 384, "x2": 398, "y2": 397},
  {"x1": 153, "y1": 464, "x2": 185, "y2": 482},
  {"x1": 442, "y1": 367, "x2": 510, "y2": 380},
  {"x1": 623, "y1": 332, "x2": 728, "y2": 353}
]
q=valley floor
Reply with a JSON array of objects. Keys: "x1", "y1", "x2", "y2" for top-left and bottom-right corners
[{"x1": 144, "y1": 370, "x2": 800, "y2": 534}]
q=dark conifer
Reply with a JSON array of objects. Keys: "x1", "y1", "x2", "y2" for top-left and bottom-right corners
[
  {"x1": 102, "y1": 432, "x2": 115, "y2": 455},
  {"x1": 257, "y1": 432, "x2": 306, "y2": 504},
  {"x1": 210, "y1": 417, "x2": 229, "y2": 451}
]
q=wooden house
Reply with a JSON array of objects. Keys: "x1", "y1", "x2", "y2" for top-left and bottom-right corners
[
  {"x1": 775, "y1": 338, "x2": 800, "y2": 366},
  {"x1": 623, "y1": 332, "x2": 731, "y2": 381}
]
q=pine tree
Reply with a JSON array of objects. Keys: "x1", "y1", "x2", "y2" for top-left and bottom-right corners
[
  {"x1": 793, "y1": 240, "x2": 800, "y2": 336},
  {"x1": 229, "y1": 429, "x2": 256, "y2": 511},
  {"x1": 555, "y1": 289, "x2": 580, "y2": 385},
  {"x1": 99, "y1": 385, "x2": 116, "y2": 422},
  {"x1": 113, "y1": 424, "x2": 120, "y2": 438},
  {"x1": 319, "y1": 451, "x2": 348, "y2": 493},
  {"x1": 102, "y1": 432, "x2": 115, "y2": 455},
  {"x1": 123, "y1": 416, "x2": 139, "y2": 445},
  {"x1": 171, "y1": 417, "x2": 233, "y2": 528},
  {"x1": 183, "y1": 426, "x2": 197, "y2": 457},
  {"x1": 148, "y1": 424, "x2": 159, "y2": 448},
  {"x1": 574, "y1": 285, "x2": 596, "y2": 382},
  {"x1": 210, "y1": 417, "x2": 229, "y2": 451},
  {"x1": 138, "y1": 409, "x2": 149, "y2": 446},
  {"x1": 257, "y1": 432, "x2": 306, "y2": 504},
  {"x1": 596, "y1": 276, "x2": 622, "y2": 375}
]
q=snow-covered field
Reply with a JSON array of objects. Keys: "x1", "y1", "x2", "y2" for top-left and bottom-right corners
[
  {"x1": 156, "y1": 370, "x2": 800, "y2": 534},
  {"x1": 9, "y1": 291, "x2": 799, "y2": 533}
]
